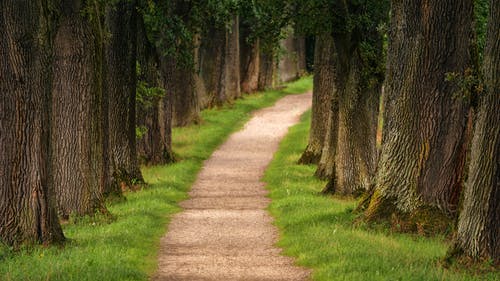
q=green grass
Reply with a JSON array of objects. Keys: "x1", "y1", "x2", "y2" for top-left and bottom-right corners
[
  {"x1": 0, "y1": 77, "x2": 313, "y2": 281},
  {"x1": 263, "y1": 110, "x2": 499, "y2": 281}
]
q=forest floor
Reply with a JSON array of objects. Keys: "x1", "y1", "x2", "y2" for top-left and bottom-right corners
[{"x1": 153, "y1": 92, "x2": 313, "y2": 280}]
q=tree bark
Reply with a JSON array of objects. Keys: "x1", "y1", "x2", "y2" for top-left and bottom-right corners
[
  {"x1": 51, "y1": 0, "x2": 108, "y2": 218},
  {"x1": 330, "y1": 40, "x2": 381, "y2": 196},
  {"x1": 364, "y1": 0, "x2": 473, "y2": 229},
  {"x1": 299, "y1": 34, "x2": 335, "y2": 164},
  {"x1": 105, "y1": 0, "x2": 143, "y2": 193},
  {"x1": 315, "y1": 94, "x2": 339, "y2": 181},
  {"x1": 240, "y1": 25, "x2": 260, "y2": 94},
  {"x1": 136, "y1": 14, "x2": 174, "y2": 165},
  {"x1": 258, "y1": 51, "x2": 276, "y2": 90},
  {"x1": 199, "y1": 24, "x2": 227, "y2": 107},
  {"x1": 0, "y1": 0, "x2": 65, "y2": 247},
  {"x1": 224, "y1": 14, "x2": 241, "y2": 101},
  {"x1": 163, "y1": 53, "x2": 199, "y2": 127},
  {"x1": 455, "y1": 0, "x2": 499, "y2": 262}
]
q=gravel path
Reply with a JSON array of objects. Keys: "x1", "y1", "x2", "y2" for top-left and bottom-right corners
[{"x1": 154, "y1": 92, "x2": 312, "y2": 281}]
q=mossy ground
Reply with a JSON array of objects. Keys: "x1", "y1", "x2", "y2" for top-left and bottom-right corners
[
  {"x1": 263, "y1": 110, "x2": 499, "y2": 281},
  {"x1": 0, "y1": 77, "x2": 312, "y2": 281}
]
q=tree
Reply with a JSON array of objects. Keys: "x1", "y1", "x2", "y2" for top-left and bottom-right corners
[
  {"x1": 278, "y1": 31, "x2": 307, "y2": 83},
  {"x1": 0, "y1": 0, "x2": 65, "y2": 247},
  {"x1": 454, "y1": 0, "x2": 499, "y2": 262},
  {"x1": 292, "y1": 0, "x2": 387, "y2": 196},
  {"x1": 136, "y1": 13, "x2": 174, "y2": 165},
  {"x1": 299, "y1": 34, "x2": 335, "y2": 165},
  {"x1": 240, "y1": 27, "x2": 261, "y2": 94},
  {"x1": 364, "y1": 0, "x2": 474, "y2": 231},
  {"x1": 51, "y1": 0, "x2": 108, "y2": 218},
  {"x1": 198, "y1": 13, "x2": 241, "y2": 107},
  {"x1": 105, "y1": 0, "x2": 144, "y2": 192}
]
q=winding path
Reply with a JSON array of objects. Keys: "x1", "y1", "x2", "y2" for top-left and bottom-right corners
[{"x1": 154, "y1": 92, "x2": 312, "y2": 281}]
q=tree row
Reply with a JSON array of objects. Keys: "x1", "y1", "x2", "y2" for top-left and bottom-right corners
[{"x1": 0, "y1": 0, "x2": 307, "y2": 248}]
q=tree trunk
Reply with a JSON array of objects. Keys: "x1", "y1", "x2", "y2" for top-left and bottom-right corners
[
  {"x1": 240, "y1": 25, "x2": 260, "y2": 94},
  {"x1": 315, "y1": 95, "x2": 339, "y2": 181},
  {"x1": 364, "y1": 0, "x2": 473, "y2": 230},
  {"x1": 258, "y1": 51, "x2": 276, "y2": 90},
  {"x1": 224, "y1": 14, "x2": 241, "y2": 101},
  {"x1": 105, "y1": 0, "x2": 143, "y2": 193},
  {"x1": 0, "y1": 0, "x2": 65, "y2": 247},
  {"x1": 199, "y1": 24, "x2": 227, "y2": 107},
  {"x1": 51, "y1": 0, "x2": 108, "y2": 218},
  {"x1": 136, "y1": 15, "x2": 174, "y2": 165},
  {"x1": 164, "y1": 53, "x2": 199, "y2": 127},
  {"x1": 330, "y1": 39, "x2": 381, "y2": 196},
  {"x1": 455, "y1": 0, "x2": 499, "y2": 262},
  {"x1": 295, "y1": 35, "x2": 307, "y2": 75},
  {"x1": 279, "y1": 32, "x2": 299, "y2": 83},
  {"x1": 299, "y1": 34, "x2": 335, "y2": 164}
]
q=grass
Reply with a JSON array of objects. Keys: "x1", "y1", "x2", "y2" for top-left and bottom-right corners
[
  {"x1": 263, "y1": 110, "x2": 499, "y2": 281},
  {"x1": 0, "y1": 76, "x2": 313, "y2": 281}
]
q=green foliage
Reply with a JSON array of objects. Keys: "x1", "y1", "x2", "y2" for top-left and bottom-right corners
[
  {"x1": 445, "y1": 68, "x2": 483, "y2": 107},
  {"x1": 240, "y1": 0, "x2": 291, "y2": 54},
  {"x1": 0, "y1": 77, "x2": 312, "y2": 281},
  {"x1": 135, "y1": 62, "x2": 165, "y2": 140},
  {"x1": 474, "y1": 0, "x2": 489, "y2": 61},
  {"x1": 263, "y1": 110, "x2": 499, "y2": 281},
  {"x1": 139, "y1": 0, "x2": 197, "y2": 67},
  {"x1": 135, "y1": 63, "x2": 165, "y2": 110}
]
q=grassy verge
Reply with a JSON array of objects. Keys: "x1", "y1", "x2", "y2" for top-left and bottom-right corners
[
  {"x1": 263, "y1": 110, "x2": 499, "y2": 281},
  {"x1": 0, "y1": 77, "x2": 312, "y2": 281}
]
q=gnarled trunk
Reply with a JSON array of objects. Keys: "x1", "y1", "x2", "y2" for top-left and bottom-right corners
[
  {"x1": 365, "y1": 0, "x2": 473, "y2": 230},
  {"x1": 51, "y1": 0, "x2": 108, "y2": 218},
  {"x1": 105, "y1": 0, "x2": 143, "y2": 192},
  {"x1": 299, "y1": 34, "x2": 335, "y2": 164},
  {"x1": 455, "y1": 0, "x2": 499, "y2": 262},
  {"x1": 0, "y1": 0, "x2": 65, "y2": 247}
]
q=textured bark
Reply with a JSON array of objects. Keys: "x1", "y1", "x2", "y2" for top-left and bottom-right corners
[
  {"x1": 224, "y1": 15, "x2": 241, "y2": 101},
  {"x1": 299, "y1": 34, "x2": 335, "y2": 164},
  {"x1": 136, "y1": 16, "x2": 174, "y2": 165},
  {"x1": 258, "y1": 51, "x2": 276, "y2": 90},
  {"x1": 0, "y1": 0, "x2": 65, "y2": 247},
  {"x1": 163, "y1": 54, "x2": 199, "y2": 127},
  {"x1": 105, "y1": 0, "x2": 143, "y2": 192},
  {"x1": 365, "y1": 0, "x2": 473, "y2": 224},
  {"x1": 240, "y1": 25, "x2": 260, "y2": 94},
  {"x1": 315, "y1": 95, "x2": 339, "y2": 181},
  {"x1": 165, "y1": 1, "x2": 200, "y2": 127},
  {"x1": 51, "y1": 1, "x2": 108, "y2": 218},
  {"x1": 199, "y1": 24, "x2": 227, "y2": 107},
  {"x1": 199, "y1": 15, "x2": 240, "y2": 107},
  {"x1": 455, "y1": 0, "x2": 499, "y2": 262},
  {"x1": 331, "y1": 42, "x2": 380, "y2": 196}
]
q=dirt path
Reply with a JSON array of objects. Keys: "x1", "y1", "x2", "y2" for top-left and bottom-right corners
[{"x1": 154, "y1": 92, "x2": 312, "y2": 281}]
